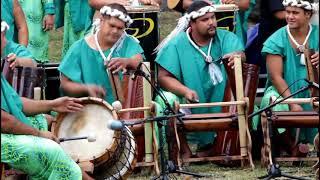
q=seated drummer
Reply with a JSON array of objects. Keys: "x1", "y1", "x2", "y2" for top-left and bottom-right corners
[
  {"x1": 260, "y1": 0, "x2": 318, "y2": 156},
  {"x1": 1, "y1": 21, "x2": 93, "y2": 180},
  {"x1": 155, "y1": 0, "x2": 245, "y2": 158},
  {"x1": 59, "y1": 3, "x2": 144, "y2": 104}
]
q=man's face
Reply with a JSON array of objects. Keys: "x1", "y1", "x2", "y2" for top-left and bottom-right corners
[
  {"x1": 285, "y1": 6, "x2": 311, "y2": 29},
  {"x1": 1, "y1": 32, "x2": 7, "y2": 57},
  {"x1": 100, "y1": 16, "x2": 126, "y2": 45},
  {"x1": 191, "y1": 12, "x2": 217, "y2": 38}
]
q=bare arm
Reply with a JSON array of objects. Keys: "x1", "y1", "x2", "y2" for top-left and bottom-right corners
[
  {"x1": 1, "y1": 110, "x2": 60, "y2": 142},
  {"x1": 108, "y1": 54, "x2": 143, "y2": 73},
  {"x1": 21, "y1": 96, "x2": 84, "y2": 116},
  {"x1": 6, "y1": 53, "x2": 37, "y2": 69},
  {"x1": 60, "y1": 74, "x2": 106, "y2": 98},
  {"x1": 13, "y1": 0, "x2": 28, "y2": 46},
  {"x1": 1, "y1": 110, "x2": 39, "y2": 135},
  {"x1": 183, "y1": 0, "x2": 195, "y2": 11},
  {"x1": 158, "y1": 66, "x2": 199, "y2": 102},
  {"x1": 266, "y1": 54, "x2": 302, "y2": 111},
  {"x1": 60, "y1": 75, "x2": 91, "y2": 97},
  {"x1": 89, "y1": 0, "x2": 129, "y2": 9}
]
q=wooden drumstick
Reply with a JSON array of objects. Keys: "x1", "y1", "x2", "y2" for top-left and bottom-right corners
[{"x1": 234, "y1": 55, "x2": 247, "y2": 157}]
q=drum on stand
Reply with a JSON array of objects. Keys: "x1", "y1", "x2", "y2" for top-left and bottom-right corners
[
  {"x1": 54, "y1": 97, "x2": 136, "y2": 179},
  {"x1": 125, "y1": 5, "x2": 160, "y2": 69}
]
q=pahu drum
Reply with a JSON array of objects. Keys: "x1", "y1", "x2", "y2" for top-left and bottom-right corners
[
  {"x1": 54, "y1": 97, "x2": 136, "y2": 179},
  {"x1": 214, "y1": 4, "x2": 238, "y2": 33},
  {"x1": 125, "y1": 5, "x2": 160, "y2": 64}
]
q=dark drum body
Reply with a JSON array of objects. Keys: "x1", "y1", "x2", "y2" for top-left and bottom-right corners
[
  {"x1": 38, "y1": 63, "x2": 60, "y2": 100},
  {"x1": 125, "y1": 6, "x2": 160, "y2": 68}
]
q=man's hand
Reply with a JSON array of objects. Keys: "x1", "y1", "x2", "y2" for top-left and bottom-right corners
[
  {"x1": 184, "y1": 89, "x2": 199, "y2": 103},
  {"x1": 86, "y1": 85, "x2": 106, "y2": 98},
  {"x1": 38, "y1": 131, "x2": 60, "y2": 143},
  {"x1": 51, "y1": 97, "x2": 84, "y2": 113},
  {"x1": 107, "y1": 57, "x2": 129, "y2": 74},
  {"x1": 6, "y1": 53, "x2": 20, "y2": 69},
  {"x1": 221, "y1": 0, "x2": 235, "y2": 4},
  {"x1": 223, "y1": 52, "x2": 243, "y2": 69},
  {"x1": 290, "y1": 104, "x2": 303, "y2": 112},
  {"x1": 310, "y1": 52, "x2": 319, "y2": 68},
  {"x1": 42, "y1": 15, "x2": 55, "y2": 31},
  {"x1": 139, "y1": 0, "x2": 160, "y2": 6}
]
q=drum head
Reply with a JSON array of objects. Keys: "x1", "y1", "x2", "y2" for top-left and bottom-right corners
[
  {"x1": 55, "y1": 97, "x2": 120, "y2": 165},
  {"x1": 125, "y1": 5, "x2": 160, "y2": 13}
]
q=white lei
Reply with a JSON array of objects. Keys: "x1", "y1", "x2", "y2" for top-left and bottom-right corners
[
  {"x1": 186, "y1": 28, "x2": 223, "y2": 85},
  {"x1": 94, "y1": 29, "x2": 126, "y2": 63},
  {"x1": 1, "y1": 21, "x2": 9, "y2": 32},
  {"x1": 286, "y1": 24, "x2": 312, "y2": 65}
]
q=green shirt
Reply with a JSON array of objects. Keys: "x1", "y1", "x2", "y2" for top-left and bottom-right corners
[
  {"x1": 262, "y1": 24, "x2": 319, "y2": 101},
  {"x1": 1, "y1": 0, "x2": 15, "y2": 42},
  {"x1": 55, "y1": 0, "x2": 94, "y2": 32},
  {"x1": 156, "y1": 29, "x2": 244, "y2": 114},
  {"x1": 58, "y1": 35, "x2": 144, "y2": 104},
  {"x1": 4, "y1": 40, "x2": 35, "y2": 61},
  {"x1": 1, "y1": 75, "x2": 32, "y2": 126}
]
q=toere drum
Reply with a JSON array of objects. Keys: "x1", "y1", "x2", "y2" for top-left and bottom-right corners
[
  {"x1": 54, "y1": 97, "x2": 136, "y2": 179},
  {"x1": 125, "y1": 5, "x2": 160, "y2": 65}
]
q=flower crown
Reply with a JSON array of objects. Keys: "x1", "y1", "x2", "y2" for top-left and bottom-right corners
[
  {"x1": 100, "y1": 6, "x2": 133, "y2": 27},
  {"x1": 1, "y1": 21, "x2": 9, "y2": 32},
  {"x1": 282, "y1": 0, "x2": 318, "y2": 12}
]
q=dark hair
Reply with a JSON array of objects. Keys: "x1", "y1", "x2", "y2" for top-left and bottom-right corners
[{"x1": 186, "y1": 0, "x2": 211, "y2": 14}]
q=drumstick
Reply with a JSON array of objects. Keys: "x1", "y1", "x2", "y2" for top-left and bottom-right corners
[{"x1": 59, "y1": 134, "x2": 96, "y2": 142}]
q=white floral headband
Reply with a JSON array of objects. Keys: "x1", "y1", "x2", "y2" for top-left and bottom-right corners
[
  {"x1": 1, "y1": 21, "x2": 9, "y2": 32},
  {"x1": 100, "y1": 6, "x2": 133, "y2": 27},
  {"x1": 154, "y1": 5, "x2": 216, "y2": 53},
  {"x1": 282, "y1": 0, "x2": 318, "y2": 12}
]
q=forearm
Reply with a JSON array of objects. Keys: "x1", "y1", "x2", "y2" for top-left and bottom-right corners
[
  {"x1": 183, "y1": 0, "x2": 193, "y2": 11},
  {"x1": 60, "y1": 75, "x2": 89, "y2": 97},
  {"x1": 236, "y1": 0, "x2": 250, "y2": 11},
  {"x1": 17, "y1": 58, "x2": 37, "y2": 67},
  {"x1": 158, "y1": 76, "x2": 190, "y2": 97},
  {"x1": 127, "y1": 54, "x2": 143, "y2": 70},
  {"x1": 89, "y1": 0, "x2": 117, "y2": 9},
  {"x1": 13, "y1": 0, "x2": 28, "y2": 46},
  {"x1": 1, "y1": 110, "x2": 39, "y2": 136},
  {"x1": 21, "y1": 97, "x2": 54, "y2": 115},
  {"x1": 270, "y1": 76, "x2": 292, "y2": 99}
]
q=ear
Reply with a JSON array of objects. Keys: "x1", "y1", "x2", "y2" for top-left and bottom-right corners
[{"x1": 305, "y1": 10, "x2": 312, "y2": 19}]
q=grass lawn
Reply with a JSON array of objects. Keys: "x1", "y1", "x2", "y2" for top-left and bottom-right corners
[{"x1": 47, "y1": 11, "x2": 317, "y2": 180}]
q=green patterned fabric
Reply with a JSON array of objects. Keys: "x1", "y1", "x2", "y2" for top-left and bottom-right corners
[
  {"x1": 260, "y1": 25, "x2": 319, "y2": 143},
  {"x1": 1, "y1": 75, "x2": 82, "y2": 179},
  {"x1": 1, "y1": 75, "x2": 32, "y2": 126},
  {"x1": 19, "y1": 0, "x2": 55, "y2": 63},
  {"x1": 155, "y1": 29, "x2": 244, "y2": 146},
  {"x1": 55, "y1": 0, "x2": 94, "y2": 57},
  {"x1": 212, "y1": 0, "x2": 256, "y2": 45},
  {"x1": 1, "y1": 0, "x2": 15, "y2": 42},
  {"x1": 58, "y1": 35, "x2": 144, "y2": 104}
]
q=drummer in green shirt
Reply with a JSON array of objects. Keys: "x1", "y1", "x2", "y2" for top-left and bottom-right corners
[{"x1": 59, "y1": 3, "x2": 144, "y2": 104}]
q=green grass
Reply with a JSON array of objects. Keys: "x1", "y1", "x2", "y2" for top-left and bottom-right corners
[{"x1": 128, "y1": 162, "x2": 316, "y2": 179}]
